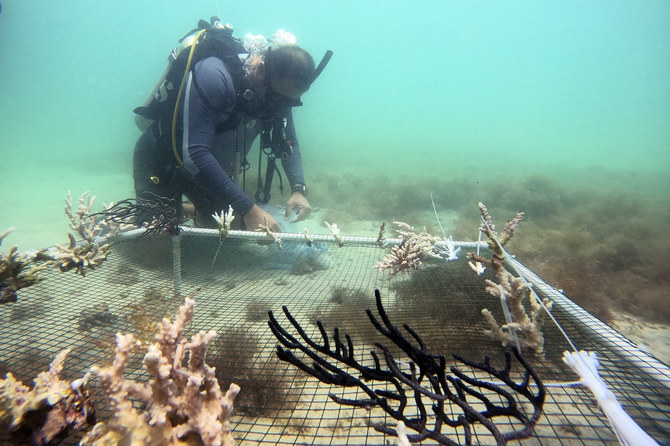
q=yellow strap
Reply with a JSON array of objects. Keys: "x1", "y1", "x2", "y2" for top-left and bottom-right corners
[{"x1": 172, "y1": 29, "x2": 207, "y2": 168}]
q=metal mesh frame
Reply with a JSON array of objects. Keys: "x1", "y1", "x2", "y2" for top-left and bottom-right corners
[{"x1": 1, "y1": 230, "x2": 668, "y2": 445}]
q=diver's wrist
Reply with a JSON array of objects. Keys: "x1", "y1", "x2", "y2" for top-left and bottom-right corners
[{"x1": 291, "y1": 183, "x2": 308, "y2": 197}]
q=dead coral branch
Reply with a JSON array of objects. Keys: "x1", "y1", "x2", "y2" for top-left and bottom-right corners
[
  {"x1": 0, "y1": 227, "x2": 48, "y2": 303},
  {"x1": 40, "y1": 191, "x2": 112, "y2": 276},
  {"x1": 49, "y1": 233, "x2": 112, "y2": 276},
  {"x1": 256, "y1": 216, "x2": 282, "y2": 249},
  {"x1": 0, "y1": 348, "x2": 95, "y2": 444},
  {"x1": 64, "y1": 191, "x2": 101, "y2": 242}
]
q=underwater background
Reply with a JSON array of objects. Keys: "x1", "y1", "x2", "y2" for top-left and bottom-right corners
[{"x1": 1, "y1": 1, "x2": 669, "y2": 340}]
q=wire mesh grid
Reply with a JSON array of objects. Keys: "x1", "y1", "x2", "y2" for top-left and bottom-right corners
[{"x1": 1, "y1": 232, "x2": 668, "y2": 445}]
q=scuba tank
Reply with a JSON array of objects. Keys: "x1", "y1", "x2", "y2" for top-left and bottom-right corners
[{"x1": 134, "y1": 18, "x2": 236, "y2": 133}]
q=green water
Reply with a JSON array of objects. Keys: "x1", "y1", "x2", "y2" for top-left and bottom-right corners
[{"x1": 1, "y1": 0, "x2": 668, "y2": 250}]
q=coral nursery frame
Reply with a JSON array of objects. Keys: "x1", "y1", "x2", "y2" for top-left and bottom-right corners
[{"x1": 1, "y1": 229, "x2": 668, "y2": 445}]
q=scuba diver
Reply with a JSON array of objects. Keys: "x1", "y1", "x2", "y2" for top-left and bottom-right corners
[{"x1": 133, "y1": 18, "x2": 332, "y2": 231}]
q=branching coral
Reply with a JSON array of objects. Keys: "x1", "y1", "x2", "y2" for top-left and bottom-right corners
[
  {"x1": 468, "y1": 203, "x2": 553, "y2": 355},
  {"x1": 48, "y1": 233, "x2": 112, "y2": 276},
  {"x1": 0, "y1": 348, "x2": 95, "y2": 445},
  {"x1": 41, "y1": 191, "x2": 112, "y2": 276},
  {"x1": 81, "y1": 297, "x2": 240, "y2": 446},
  {"x1": 374, "y1": 222, "x2": 441, "y2": 276},
  {"x1": 324, "y1": 221, "x2": 344, "y2": 247},
  {"x1": 212, "y1": 206, "x2": 235, "y2": 242},
  {"x1": 255, "y1": 216, "x2": 282, "y2": 248},
  {"x1": 64, "y1": 191, "x2": 102, "y2": 242},
  {"x1": 0, "y1": 227, "x2": 48, "y2": 304},
  {"x1": 268, "y1": 289, "x2": 545, "y2": 445}
]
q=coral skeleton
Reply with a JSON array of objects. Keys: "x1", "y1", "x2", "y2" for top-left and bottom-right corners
[
  {"x1": 48, "y1": 233, "x2": 113, "y2": 277},
  {"x1": 468, "y1": 260, "x2": 486, "y2": 276},
  {"x1": 268, "y1": 289, "x2": 546, "y2": 445},
  {"x1": 303, "y1": 228, "x2": 313, "y2": 247},
  {"x1": 373, "y1": 222, "x2": 441, "y2": 276},
  {"x1": 255, "y1": 216, "x2": 282, "y2": 249},
  {"x1": 42, "y1": 191, "x2": 112, "y2": 276},
  {"x1": 81, "y1": 297, "x2": 239, "y2": 446},
  {"x1": 64, "y1": 191, "x2": 102, "y2": 242},
  {"x1": 468, "y1": 203, "x2": 552, "y2": 355},
  {"x1": 0, "y1": 348, "x2": 95, "y2": 444},
  {"x1": 1, "y1": 227, "x2": 48, "y2": 304},
  {"x1": 213, "y1": 206, "x2": 235, "y2": 242},
  {"x1": 440, "y1": 235, "x2": 461, "y2": 261},
  {"x1": 324, "y1": 221, "x2": 344, "y2": 247}
]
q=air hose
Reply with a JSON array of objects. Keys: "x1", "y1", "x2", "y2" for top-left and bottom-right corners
[{"x1": 171, "y1": 29, "x2": 207, "y2": 168}]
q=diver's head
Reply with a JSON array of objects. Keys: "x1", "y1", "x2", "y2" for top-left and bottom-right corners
[
  {"x1": 246, "y1": 45, "x2": 315, "y2": 107},
  {"x1": 266, "y1": 45, "x2": 315, "y2": 98}
]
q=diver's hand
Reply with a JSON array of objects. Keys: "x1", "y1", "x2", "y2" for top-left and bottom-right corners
[
  {"x1": 286, "y1": 192, "x2": 312, "y2": 222},
  {"x1": 243, "y1": 205, "x2": 281, "y2": 232}
]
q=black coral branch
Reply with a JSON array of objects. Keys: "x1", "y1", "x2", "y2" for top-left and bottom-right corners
[{"x1": 268, "y1": 289, "x2": 545, "y2": 445}]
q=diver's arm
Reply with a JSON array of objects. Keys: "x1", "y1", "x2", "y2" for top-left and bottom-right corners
[
  {"x1": 182, "y1": 57, "x2": 255, "y2": 215},
  {"x1": 280, "y1": 109, "x2": 311, "y2": 221},
  {"x1": 280, "y1": 109, "x2": 306, "y2": 190}
]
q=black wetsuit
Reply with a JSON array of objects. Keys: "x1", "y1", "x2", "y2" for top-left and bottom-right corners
[{"x1": 133, "y1": 56, "x2": 305, "y2": 225}]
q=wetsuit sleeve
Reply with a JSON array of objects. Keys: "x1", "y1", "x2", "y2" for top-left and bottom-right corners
[
  {"x1": 280, "y1": 109, "x2": 306, "y2": 188},
  {"x1": 182, "y1": 57, "x2": 255, "y2": 215}
]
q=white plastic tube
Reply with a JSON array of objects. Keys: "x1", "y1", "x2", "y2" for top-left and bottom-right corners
[{"x1": 563, "y1": 351, "x2": 659, "y2": 446}]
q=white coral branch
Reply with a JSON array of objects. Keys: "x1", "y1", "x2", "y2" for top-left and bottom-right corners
[
  {"x1": 440, "y1": 235, "x2": 461, "y2": 261},
  {"x1": 324, "y1": 221, "x2": 344, "y2": 247},
  {"x1": 213, "y1": 206, "x2": 235, "y2": 242}
]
